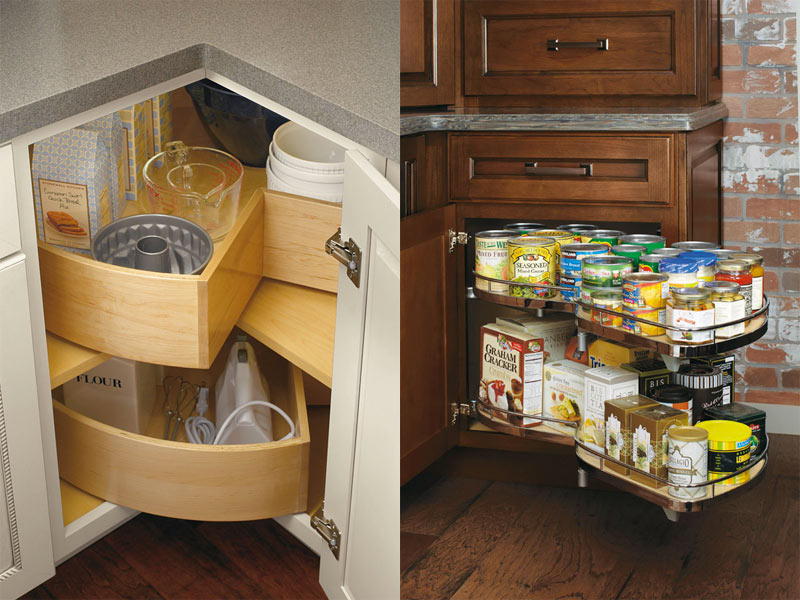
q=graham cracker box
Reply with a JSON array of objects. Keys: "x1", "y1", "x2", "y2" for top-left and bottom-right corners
[
  {"x1": 32, "y1": 128, "x2": 112, "y2": 254},
  {"x1": 583, "y1": 366, "x2": 639, "y2": 453},
  {"x1": 496, "y1": 312, "x2": 576, "y2": 363},
  {"x1": 588, "y1": 339, "x2": 652, "y2": 369},
  {"x1": 479, "y1": 323, "x2": 544, "y2": 427},
  {"x1": 149, "y1": 92, "x2": 173, "y2": 156},
  {"x1": 119, "y1": 102, "x2": 149, "y2": 204},
  {"x1": 80, "y1": 112, "x2": 126, "y2": 220},
  {"x1": 543, "y1": 361, "x2": 588, "y2": 438}
]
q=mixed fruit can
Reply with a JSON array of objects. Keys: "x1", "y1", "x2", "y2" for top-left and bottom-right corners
[{"x1": 475, "y1": 230, "x2": 517, "y2": 293}]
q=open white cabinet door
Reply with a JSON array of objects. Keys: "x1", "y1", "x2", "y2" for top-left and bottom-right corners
[{"x1": 319, "y1": 150, "x2": 399, "y2": 600}]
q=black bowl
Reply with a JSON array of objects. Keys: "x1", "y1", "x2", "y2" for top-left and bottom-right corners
[{"x1": 185, "y1": 79, "x2": 288, "y2": 168}]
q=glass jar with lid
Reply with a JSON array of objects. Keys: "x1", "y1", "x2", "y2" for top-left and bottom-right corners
[
  {"x1": 678, "y1": 251, "x2": 717, "y2": 286},
  {"x1": 660, "y1": 257, "x2": 701, "y2": 292},
  {"x1": 715, "y1": 259, "x2": 753, "y2": 314},
  {"x1": 729, "y1": 253, "x2": 764, "y2": 312},
  {"x1": 705, "y1": 280, "x2": 746, "y2": 338},
  {"x1": 666, "y1": 288, "x2": 715, "y2": 344}
]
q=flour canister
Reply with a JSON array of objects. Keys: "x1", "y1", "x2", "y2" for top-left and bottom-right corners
[
  {"x1": 696, "y1": 420, "x2": 752, "y2": 485},
  {"x1": 667, "y1": 426, "x2": 709, "y2": 499},
  {"x1": 475, "y1": 230, "x2": 516, "y2": 293},
  {"x1": 508, "y1": 236, "x2": 557, "y2": 298}
]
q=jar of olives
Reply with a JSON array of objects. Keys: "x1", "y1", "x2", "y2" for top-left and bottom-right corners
[
  {"x1": 666, "y1": 288, "x2": 715, "y2": 344},
  {"x1": 705, "y1": 280, "x2": 745, "y2": 338}
]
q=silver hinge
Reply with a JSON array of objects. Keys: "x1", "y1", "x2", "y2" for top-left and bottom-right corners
[
  {"x1": 450, "y1": 400, "x2": 476, "y2": 425},
  {"x1": 310, "y1": 503, "x2": 341, "y2": 559},
  {"x1": 448, "y1": 229, "x2": 468, "y2": 254},
  {"x1": 325, "y1": 227, "x2": 361, "y2": 288}
]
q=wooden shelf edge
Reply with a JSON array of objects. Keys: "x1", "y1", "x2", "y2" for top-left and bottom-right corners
[
  {"x1": 237, "y1": 278, "x2": 336, "y2": 388},
  {"x1": 47, "y1": 332, "x2": 110, "y2": 389},
  {"x1": 60, "y1": 478, "x2": 105, "y2": 526}
]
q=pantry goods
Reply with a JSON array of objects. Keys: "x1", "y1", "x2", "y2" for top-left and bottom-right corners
[
  {"x1": 660, "y1": 257, "x2": 701, "y2": 291},
  {"x1": 675, "y1": 363, "x2": 724, "y2": 424},
  {"x1": 666, "y1": 288, "x2": 715, "y2": 344},
  {"x1": 508, "y1": 236, "x2": 558, "y2": 298},
  {"x1": 696, "y1": 420, "x2": 752, "y2": 485},
  {"x1": 621, "y1": 359, "x2": 673, "y2": 398},
  {"x1": 560, "y1": 243, "x2": 609, "y2": 273},
  {"x1": 581, "y1": 256, "x2": 633, "y2": 287},
  {"x1": 604, "y1": 395, "x2": 660, "y2": 475},
  {"x1": 729, "y1": 253, "x2": 764, "y2": 312},
  {"x1": 588, "y1": 339, "x2": 652, "y2": 369},
  {"x1": 691, "y1": 355, "x2": 735, "y2": 404},
  {"x1": 581, "y1": 229, "x2": 626, "y2": 248},
  {"x1": 703, "y1": 403, "x2": 766, "y2": 459},
  {"x1": 667, "y1": 426, "x2": 709, "y2": 499},
  {"x1": 495, "y1": 313, "x2": 576, "y2": 363},
  {"x1": 652, "y1": 247, "x2": 682, "y2": 257},
  {"x1": 651, "y1": 384, "x2": 694, "y2": 422},
  {"x1": 622, "y1": 273, "x2": 669, "y2": 310},
  {"x1": 591, "y1": 291, "x2": 623, "y2": 327},
  {"x1": 583, "y1": 366, "x2": 639, "y2": 453},
  {"x1": 612, "y1": 244, "x2": 646, "y2": 269},
  {"x1": 679, "y1": 251, "x2": 716, "y2": 286},
  {"x1": 705, "y1": 280, "x2": 746, "y2": 338},
  {"x1": 672, "y1": 241, "x2": 720, "y2": 251},
  {"x1": 638, "y1": 254, "x2": 666, "y2": 273},
  {"x1": 475, "y1": 230, "x2": 517, "y2": 293},
  {"x1": 618, "y1": 234, "x2": 666, "y2": 253},
  {"x1": 543, "y1": 361, "x2": 588, "y2": 437},
  {"x1": 715, "y1": 259, "x2": 753, "y2": 315},
  {"x1": 630, "y1": 405, "x2": 689, "y2": 487}
]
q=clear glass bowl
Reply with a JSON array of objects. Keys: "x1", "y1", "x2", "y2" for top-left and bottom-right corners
[{"x1": 143, "y1": 141, "x2": 243, "y2": 241}]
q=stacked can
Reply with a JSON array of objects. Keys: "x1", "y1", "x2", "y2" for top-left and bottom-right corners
[
  {"x1": 559, "y1": 243, "x2": 609, "y2": 301},
  {"x1": 621, "y1": 272, "x2": 669, "y2": 336},
  {"x1": 524, "y1": 229, "x2": 574, "y2": 284},
  {"x1": 612, "y1": 244, "x2": 647, "y2": 269},
  {"x1": 580, "y1": 256, "x2": 634, "y2": 326},
  {"x1": 618, "y1": 234, "x2": 666, "y2": 253}
]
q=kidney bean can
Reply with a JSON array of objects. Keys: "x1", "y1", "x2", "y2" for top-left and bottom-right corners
[
  {"x1": 475, "y1": 230, "x2": 517, "y2": 293},
  {"x1": 667, "y1": 426, "x2": 708, "y2": 499}
]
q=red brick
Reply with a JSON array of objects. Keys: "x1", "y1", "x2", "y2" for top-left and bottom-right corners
[
  {"x1": 735, "y1": 17, "x2": 780, "y2": 40},
  {"x1": 787, "y1": 123, "x2": 798, "y2": 143},
  {"x1": 724, "y1": 195, "x2": 743, "y2": 217},
  {"x1": 784, "y1": 173, "x2": 800, "y2": 196},
  {"x1": 777, "y1": 296, "x2": 800, "y2": 315},
  {"x1": 723, "y1": 18, "x2": 736, "y2": 40},
  {"x1": 783, "y1": 270, "x2": 800, "y2": 292},
  {"x1": 722, "y1": 122, "x2": 782, "y2": 142},
  {"x1": 745, "y1": 342, "x2": 789, "y2": 363},
  {"x1": 782, "y1": 368, "x2": 800, "y2": 388},
  {"x1": 738, "y1": 366, "x2": 779, "y2": 387},
  {"x1": 745, "y1": 196, "x2": 800, "y2": 219},
  {"x1": 747, "y1": 96, "x2": 798, "y2": 118},
  {"x1": 722, "y1": 44, "x2": 743, "y2": 66},
  {"x1": 786, "y1": 223, "x2": 800, "y2": 244},
  {"x1": 747, "y1": 0, "x2": 795, "y2": 13},
  {"x1": 747, "y1": 44, "x2": 797, "y2": 66},
  {"x1": 722, "y1": 95, "x2": 745, "y2": 117},
  {"x1": 764, "y1": 270, "x2": 779, "y2": 291},
  {"x1": 723, "y1": 0, "x2": 745, "y2": 14},
  {"x1": 723, "y1": 170, "x2": 781, "y2": 194},
  {"x1": 786, "y1": 71, "x2": 798, "y2": 93},
  {"x1": 743, "y1": 245, "x2": 800, "y2": 268},
  {"x1": 743, "y1": 390, "x2": 800, "y2": 405},
  {"x1": 723, "y1": 220, "x2": 781, "y2": 242},
  {"x1": 723, "y1": 68, "x2": 781, "y2": 93},
  {"x1": 785, "y1": 17, "x2": 796, "y2": 41}
]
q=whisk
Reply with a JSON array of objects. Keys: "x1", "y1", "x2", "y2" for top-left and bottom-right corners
[{"x1": 162, "y1": 376, "x2": 203, "y2": 440}]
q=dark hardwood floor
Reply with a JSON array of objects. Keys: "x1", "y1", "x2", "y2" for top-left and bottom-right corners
[
  {"x1": 401, "y1": 433, "x2": 800, "y2": 600},
  {"x1": 24, "y1": 515, "x2": 325, "y2": 600}
]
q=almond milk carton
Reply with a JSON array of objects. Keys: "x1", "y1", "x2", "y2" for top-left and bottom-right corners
[{"x1": 479, "y1": 323, "x2": 544, "y2": 427}]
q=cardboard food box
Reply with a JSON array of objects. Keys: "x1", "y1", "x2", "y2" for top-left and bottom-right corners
[
  {"x1": 80, "y1": 112, "x2": 126, "y2": 220},
  {"x1": 630, "y1": 405, "x2": 689, "y2": 487},
  {"x1": 149, "y1": 92, "x2": 174, "y2": 156},
  {"x1": 621, "y1": 359, "x2": 673, "y2": 399},
  {"x1": 604, "y1": 395, "x2": 660, "y2": 475},
  {"x1": 32, "y1": 128, "x2": 112, "y2": 254},
  {"x1": 543, "y1": 361, "x2": 589, "y2": 438},
  {"x1": 119, "y1": 102, "x2": 149, "y2": 204},
  {"x1": 588, "y1": 339, "x2": 653, "y2": 369},
  {"x1": 583, "y1": 366, "x2": 639, "y2": 453},
  {"x1": 691, "y1": 354, "x2": 735, "y2": 405},
  {"x1": 496, "y1": 312, "x2": 576, "y2": 363},
  {"x1": 479, "y1": 323, "x2": 544, "y2": 427}
]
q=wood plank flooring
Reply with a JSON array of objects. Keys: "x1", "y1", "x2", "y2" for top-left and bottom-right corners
[
  {"x1": 24, "y1": 515, "x2": 325, "y2": 600},
  {"x1": 402, "y1": 433, "x2": 799, "y2": 600}
]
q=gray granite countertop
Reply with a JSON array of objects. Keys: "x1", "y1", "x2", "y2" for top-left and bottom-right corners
[
  {"x1": 401, "y1": 105, "x2": 728, "y2": 136},
  {"x1": 0, "y1": 0, "x2": 399, "y2": 160}
]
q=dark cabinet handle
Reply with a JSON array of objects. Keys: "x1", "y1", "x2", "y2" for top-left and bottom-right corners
[
  {"x1": 402, "y1": 158, "x2": 417, "y2": 216},
  {"x1": 524, "y1": 162, "x2": 594, "y2": 176},
  {"x1": 547, "y1": 38, "x2": 609, "y2": 51}
]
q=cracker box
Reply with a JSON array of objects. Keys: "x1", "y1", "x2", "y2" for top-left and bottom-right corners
[
  {"x1": 543, "y1": 361, "x2": 589, "y2": 438},
  {"x1": 80, "y1": 112, "x2": 126, "y2": 219},
  {"x1": 496, "y1": 312, "x2": 576, "y2": 363},
  {"x1": 32, "y1": 128, "x2": 112, "y2": 254},
  {"x1": 588, "y1": 339, "x2": 652, "y2": 369},
  {"x1": 583, "y1": 366, "x2": 639, "y2": 453},
  {"x1": 119, "y1": 102, "x2": 149, "y2": 204},
  {"x1": 479, "y1": 323, "x2": 544, "y2": 427},
  {"x1": 631, "y1": 405, "x2": 689, "y2": 487},
  {"x1": 621, "y1": 359, "x2": 673, "y2": 399},
  {"x1": 149, "y1": 92, "x2": 174, "y2": 156}
]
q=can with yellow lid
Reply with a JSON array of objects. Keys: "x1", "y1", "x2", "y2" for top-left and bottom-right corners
[{"x1": 696, "y1": 420, "x2": 752, "y2": 485}]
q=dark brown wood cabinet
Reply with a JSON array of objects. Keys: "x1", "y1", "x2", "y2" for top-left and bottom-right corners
[{"x1": 401, "y1": 0, "x2": 456, "y2": 107}]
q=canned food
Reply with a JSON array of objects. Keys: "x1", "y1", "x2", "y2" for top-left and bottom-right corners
[
  {"x1": 581, "y1": 256, "x2": 633, "y2": 287},
  {"x1": 652, "y1": 247, "x2": 682, "y2": 257},
  {"x1": 579, "y1": 284, "x2": 605, "y2": 305},
  {"x1": 560, "y1": 243, "x2": 610, "y2": 273},
  {"x1": 696, "y1": 420, "x2": 752, "y2": 485},
  {"x1": 560, "y1": 286, "x2": 580, "y2": 302},
  {"x1": 612, "y1": 244, "x2": 647, "y2": 269},
  {"x1": 580, "y1": 229, "x2": 626, "y2": 248},
  {"x1": 618, "y1": 234, "x2": 667, "y2": 253},
  {"x1": 622, "y1": 272, "x2": 669, "y2": 309},
  {"x1": 504, "y1": 222, "x2": 544, "y2": 234},
  {"x1": 672, "y1": 241, "x2": 721, "y2": 252},
  {"x1": 559, "y1": 272, "x2": 582, "y2": 287},
  {"x1": 667, "y1": 426, "x2": 708, "y2": 499},
  {"x1": 708, "y1": 248, "x2": 738, "y2": 261},
  {"x1": 475, "y1": 230, "x2": 517, "y2": 293},
  {"x1": 563, "y1": 223, "x2": 598, "y2": 237},
  {"x1": 622, "y1": 305, "x2": 666, "y2": 336},
  {"x1": 638, "y1": 254, "x2": 665, "y2": 273},
  {"x1": 591, "y1": 290, "x2": 623, "y2": 327},
  {"x1": 507, "y1": 236, "x2": 557, "y2": 298}
]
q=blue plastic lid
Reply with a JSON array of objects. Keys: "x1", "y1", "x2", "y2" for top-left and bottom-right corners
[
  {"x1": 660, "y1": 257, "x2": 701, "y2": 273},
  {"x1": 679, "y1": 251, "x2": 717, "y2": 267}
]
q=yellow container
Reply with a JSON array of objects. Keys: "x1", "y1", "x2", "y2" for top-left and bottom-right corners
[{"x1": 696, "y1": 420, "x2": 752, "y2": 485}]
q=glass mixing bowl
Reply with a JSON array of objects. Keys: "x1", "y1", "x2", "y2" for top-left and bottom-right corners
[{"x1": 143, "y1": 141, "x2": 243, "y2": 241}]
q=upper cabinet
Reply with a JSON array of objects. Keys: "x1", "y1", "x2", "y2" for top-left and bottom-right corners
[{"x1": 401, "y1": 0, "x2": 456, "y2": 108}]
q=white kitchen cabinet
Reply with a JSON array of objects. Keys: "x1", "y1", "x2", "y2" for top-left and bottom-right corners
[{"x1": 3, "y1": 72, "x2": 398, "y2": 599}]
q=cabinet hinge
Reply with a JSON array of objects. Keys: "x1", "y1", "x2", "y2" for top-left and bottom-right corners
[
  {"x1": 450, "y1": 400, "x2": 477, "y2": 425},
  {"x1": 310, "y1": 503, "x2": 341, "y2": 559},
  {"x1": 448, "y1": 229, "x2": 468, "y2": 254},
  {"x1": 325, "y1": 227, "x2": 361, "y2": 288}
]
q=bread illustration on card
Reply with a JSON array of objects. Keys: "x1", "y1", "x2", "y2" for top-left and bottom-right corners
[{"x1": 47, "y1": 211, "x2": 87, "y2": 236}]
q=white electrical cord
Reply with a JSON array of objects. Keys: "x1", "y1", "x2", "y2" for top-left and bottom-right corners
[
  {"x1": 185, "y1": 387, "x2": 216, "y2": 444},
  {"x1": 213, "y1": 400, "x2": 296, "y2": 445}
]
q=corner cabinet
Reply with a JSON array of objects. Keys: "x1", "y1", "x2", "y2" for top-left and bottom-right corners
[{"x1": 2, "y1": 73, "x2": 399, "y2": 600}]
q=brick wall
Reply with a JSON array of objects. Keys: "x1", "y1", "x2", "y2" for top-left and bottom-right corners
[{"x1": 721, "y1": 0, "x2": 799, "y2": 409}]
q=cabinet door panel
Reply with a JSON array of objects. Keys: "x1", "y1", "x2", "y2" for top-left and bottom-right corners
[{"x1": 401, "y1": 0, "x2": 456, "y2": 107}]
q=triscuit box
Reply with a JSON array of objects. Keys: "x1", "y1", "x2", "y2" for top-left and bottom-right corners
[
  {"x1": 588, "y1": 339, "x2": 652, "y2": 369},
  {"x1": 32, "y1": 128, "x2": 112, "y2": 254},
  {"x1": 543, "y1": 361, "x2": 588, "y2": 438},
  {"x1": 80, "y1": 112, "x2": 126, "y2": 220},
  {"x1": 583, "y1": 366, "x2": 639, "y2": 453},
  {"x1": 496, "y1": 312, "x2": 576, "y2": 363},
  {"x1": 479, "y1": 323, "x2": 544, "y2": 427},
  {"x1": 119, "y1": 102, "x2": 149, "y2": 204},
  {"x1": 149, "y1": 92, "x2": 174, "y2": 156}
]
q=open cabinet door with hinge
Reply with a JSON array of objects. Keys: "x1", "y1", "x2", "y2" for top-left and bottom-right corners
[
  {"x1": 318, "y1": 151, "x2": 399, "y2": 600},
  {"x1": 400, "y1": 203, "x2": 459, "y2": 484}
]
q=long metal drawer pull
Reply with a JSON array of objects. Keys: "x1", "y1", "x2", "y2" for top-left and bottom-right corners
[
  {"x1": 547, "y1": 38, "x2": 609, "y2": 51},
  {"x1": 524, "y1": 162, "x2": 593, "y2": 176}
]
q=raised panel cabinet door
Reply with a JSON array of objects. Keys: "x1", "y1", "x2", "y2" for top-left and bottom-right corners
[
  {"x1": 0, "y1": 256, "x2": 55, "y2": 599},
  {"x1": 319, "y1": 151, "x2": 399, "y2": 599},
  {"x1": 401, "y1": 0, "x2": 456, "y2": 107},
  {"x1": 400, "y1": 203, "x2": 459, "y2": 484}
]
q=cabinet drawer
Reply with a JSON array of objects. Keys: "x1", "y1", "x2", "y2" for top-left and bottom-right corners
[
  {"x1": 464, "y1": 1, "x2": 695, "y2": 97},
  {"x1": 53, "y1": 347, "x2": 310, "y2": 521},
  {"x1": 450, "y1": 133, "x2": 672, "y2": 205}
]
